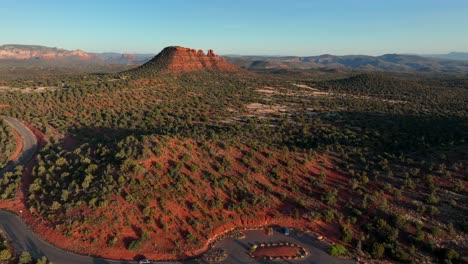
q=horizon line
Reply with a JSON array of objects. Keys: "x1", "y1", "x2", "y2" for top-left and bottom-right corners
[{"x1": 1, "y1": 43, "x2": 467, "y2": 58}]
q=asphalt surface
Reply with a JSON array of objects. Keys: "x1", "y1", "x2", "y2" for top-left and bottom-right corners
[
  {"x1": 216, "y1": 229, "x2": 356, "y2": 264},
  {"x1": 0, "y1": 117, "x2": 37, "y2": 178},
  {"x1": 0, "y1": 117, "x2": 355, "y2": 264},
  {"x1": 0, "y1": 210, "x2": 139, "y2": 264},
  {"x1": 0, "y1": 214, "x2": 356, "y2": 264},
  {"x1": 0, "y1": 117, "x2": 177, "y2": 264}
]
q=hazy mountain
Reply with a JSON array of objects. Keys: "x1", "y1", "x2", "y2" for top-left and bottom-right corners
[
  {"x1": 0, "y1": 44, "x2": 154, "y2": 64},
  {"x1": 95, "y1": 52, "x2": 155, "y2": 64},
  {"x1": 422, "y1": 52, "x2": 468, "y2": 61},
  {"x1": 225, "y1": 53, "x2": 468, "y2": 74},
  {"x1": 2, "y1": 44, "x2": 468, "y2": 75},
  {"x1": 0, "y1": 44, "x2": 93, "y2": 60}
]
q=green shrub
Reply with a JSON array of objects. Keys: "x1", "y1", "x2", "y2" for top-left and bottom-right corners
[
  {"x1": 36, "y1": 256, "x2": 49, "y2": 264},
  {"x1": 107, "y1": 236, "x2": 118, "y2": 247},
  {"x1": 0, "y1": 249, "x2": 12, "y2": 261},
  {"x1": 341, "y1": 226, "x2": 353, "y2": 243},
  {"x1": 127, "y1": 239, "x2": 142, "y2": 251},
  {"x1": 371, "y1": 243, "x2": 385, "y2": 258},
  {"x1": 439, "y1": 248, "x2": 460, "y2": 264},
  {"x1": 18, "y1": 251, "x2": 32, "y2": 264},
  {"x1": 329, "y1": 244, "x2": 347, "y2": 256}
]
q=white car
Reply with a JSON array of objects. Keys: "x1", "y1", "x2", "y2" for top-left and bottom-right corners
[{"x1": 138, "y1": 259, "x2": 151, "y2": 264}]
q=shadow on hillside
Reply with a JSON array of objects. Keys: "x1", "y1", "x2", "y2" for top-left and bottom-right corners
[
  {"x1": 62, "y1": 111, "x2": 468, "y2": 158},
  {"x1": 66, "y1": 121, "x2": 233, "y2": 146},
  {"x1": 20, "y1": 110, "x2": 466, "y2": 264},
  {"x1": 283, "y1": 111, "x2": 467, "y2": 155}
]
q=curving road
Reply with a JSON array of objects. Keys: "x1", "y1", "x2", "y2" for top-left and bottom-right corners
[
  {"x1": 0, "y1": 210, "x2": 140, "y2": 264},
  {"x1": 0, "y1": 117, "x2": 180, "y2": 264},
  {"x1": 0, "y1": 117, "x2": 37, "y2": 178},
  {"x1": 0, "y1": 117, "x2": 354, "y2": 264}
]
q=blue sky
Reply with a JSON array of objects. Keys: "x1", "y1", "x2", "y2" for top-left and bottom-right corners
[{"x1": 1, "y1": 0, "x2": 467, "y2": 55}]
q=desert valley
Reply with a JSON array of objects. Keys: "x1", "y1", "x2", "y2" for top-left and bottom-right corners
[
  {"x1": 0, "y1": 2, "x2": 467, "y2": 264},
  {"x1": 0, "y1": 43, "x2": 466, "y2": 264}
]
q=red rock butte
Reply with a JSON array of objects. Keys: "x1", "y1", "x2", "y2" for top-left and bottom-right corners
[{"x1": 135, "y1": 46, "x2": 239, "y2": 74}]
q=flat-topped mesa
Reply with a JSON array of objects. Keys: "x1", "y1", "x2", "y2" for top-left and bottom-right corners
[{"x1": 134, "y1": 46, "x2": 239, "y2": 74}]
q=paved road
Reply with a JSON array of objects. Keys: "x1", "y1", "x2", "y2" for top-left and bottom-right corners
[
  {"x1": 0, "y1": 117, "x2": 37, "y2": 178},
  {"x1": 216, "y1": 229, "x2": 356, "y2": 264},
  {"x1": 0, "y1": 213, "x2": 355, "y2": 264},
  {"x1": 0, "y1": 117, "x2": 355, "y2": 264},
  {"x1": 0, "y1": 118, "x2": 179, "y2": 264},
  {"x1": 0, "y1": 210, "x2": 140, "y2": 264}
]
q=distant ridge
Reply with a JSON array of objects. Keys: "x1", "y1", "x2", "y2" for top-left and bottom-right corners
[
  {"x1": 2, "y1": 44, "x2": 468, "y2": 75},
  {"x1": 0, "y1": 44, "x2": 93, "y2": 60},
  {"x1": 0, "y1": 44, "x2": 154, "y2": 64},
  {"x1": 126, "y1": 46, "x2": 240, "y2": 76},
  {"x1": 422, "y1": 52, "x2": 468, "y2": 61},
  {"x1": 225, "y1": 53, "x2": 468, "y2": 74}
]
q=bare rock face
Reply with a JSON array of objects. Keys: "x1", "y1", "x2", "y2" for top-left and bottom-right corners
[
  {"x1": 0, "y1": 44, "x2": 94, "y2": 60},
  {"x1": 136, "y1": 46, "x2": 239, "y2": 74},
  {"x1": 207, "y1": 49, "x2": 216, "y2": 57},
  {"x1": 121, "y1": 53, "x2": 137, "y2": 60}
]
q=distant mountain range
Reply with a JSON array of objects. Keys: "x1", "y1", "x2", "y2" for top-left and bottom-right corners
[
  {"x1": 0, "y1": 44, "x2": 154, "y2": 64},
  {"x1": 225, "y1": 53, "x2": 468, "y2": 74},
  {"x1": 422, "y1": 52, "x2": 468, "y2": 61},
  {"x1": 93, "y1": 52, "x2": 155, "y2": 64},
  {"x1": 0, "y1": 44, "x2": 93, "y2": 60},
  {"x1": 1, "y1": 44, "x2": 468, "y2": 74}
]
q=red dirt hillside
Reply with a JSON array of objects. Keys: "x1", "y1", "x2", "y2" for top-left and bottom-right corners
[{"x1": 127, "y1": 46, "x2": 240, "y2": 75}]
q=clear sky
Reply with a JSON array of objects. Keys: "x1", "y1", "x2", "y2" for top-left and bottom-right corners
[{"x1": 1, "y1": 0, "x2": 468, "y2": 55}]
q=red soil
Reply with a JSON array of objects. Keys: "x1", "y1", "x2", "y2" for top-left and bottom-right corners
[
  {"x1": 2, "y1": 132, "x2": 350, "y2": 261},
  {"x1": 252, "y1": 246, "x2": 299, "y2": 258},
  {"x1": 0, "y1": 121, "x2": 45, "y2": 217},
  {"x1": 8, "y1": 128, "x2": 23, "y2": 161},
  {"x1": 22, "y1": 121, "x2": 47, "y2": 147}
]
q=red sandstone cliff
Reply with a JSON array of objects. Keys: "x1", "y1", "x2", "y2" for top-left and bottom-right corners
[{"x1": 135, "y1": 46, "x2": 240, "y2": 74}]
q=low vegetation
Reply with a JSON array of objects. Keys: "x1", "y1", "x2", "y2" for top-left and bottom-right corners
[
  {"x1": 0, "y1": 120, "x2": 16, "y2": 170},
  {"x1": 0, "y1": 234, "x2": 49, "y2": 264},
  {"x1": 0, "y1": 70, "x2": 466, "y2": 262},
  {"x1": 329, "y1": 244, "x2": 347, "y2": 256}
]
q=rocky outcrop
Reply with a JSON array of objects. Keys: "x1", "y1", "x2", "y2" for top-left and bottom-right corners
[
  {"x1": 0, "y1": 44, "x2": 93, "y2": 60},
  {"x1": 133, "y1": 46, "x2": 240, "y2": 74},
  {"x1": 121, "y1": 53, "x2": 136, "y2": 60}
]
